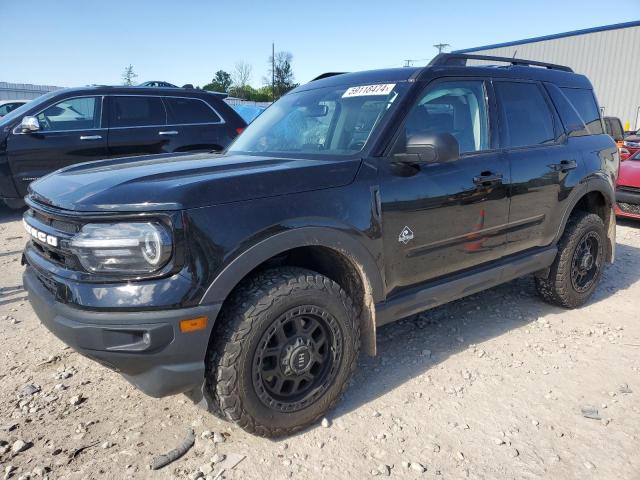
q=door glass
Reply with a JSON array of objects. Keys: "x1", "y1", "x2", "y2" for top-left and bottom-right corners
[
  {"x1": 164, "y1": 97, "x2": 221, "y2": 124},
  {"x1": 36, "y1": 97, "x2": 101, "y2": 132},
  {"x1": 399, "y1": 81, "x2": 489, "y2": 154},
  {"x1": 495, "y1": 82, "x2": 556, "y2": 148},
  {"x1": 109, "y1": 96, "x2": 166, "y2": 128}
]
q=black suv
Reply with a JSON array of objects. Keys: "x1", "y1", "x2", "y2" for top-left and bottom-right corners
[
  {"x1": 22, "y1": 54, "x2": 618, "y2": 437},
  {"x1": 0, "y1": 86, "x2": 246, "y2": 208}
]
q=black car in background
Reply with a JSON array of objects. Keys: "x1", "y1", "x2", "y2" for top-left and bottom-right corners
[{"x1": 0, "y1": 86, "x2": 246, "y2": 208}]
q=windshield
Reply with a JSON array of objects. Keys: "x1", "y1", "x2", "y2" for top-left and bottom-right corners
[
  {"x1": 0, "y1": 90, "x2": 59, "y2": 129},
  {"x1": 228, "y1": 82, "x2": 407, "y2": 157}
]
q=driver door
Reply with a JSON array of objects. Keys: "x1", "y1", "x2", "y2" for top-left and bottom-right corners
[
  {"x1": 378, "y1": 79, "x2": 511, "y2": 295},
  {"x1": 7, "y1": 95, "x2": 107, "y2": 195}
]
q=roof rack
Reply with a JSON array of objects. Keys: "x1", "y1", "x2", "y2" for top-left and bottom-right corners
[
  {"x1": 311, "y1": 72, "x2": 348, "y2": 81},
  {"x1": 427, "y1": 53, "x2": 573, "y2": 72}
]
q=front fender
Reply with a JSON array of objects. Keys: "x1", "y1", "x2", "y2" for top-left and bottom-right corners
[{"x1": 199, "y1": 226, "x2": 384, "y2": 306}]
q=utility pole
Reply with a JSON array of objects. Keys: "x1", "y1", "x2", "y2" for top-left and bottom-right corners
[
  {"x1": 433, "y1": 43, "x2": 450, "y2": 54},
  {"x1": 271, "y1": 42, "x2": 275, "y2": 101}
]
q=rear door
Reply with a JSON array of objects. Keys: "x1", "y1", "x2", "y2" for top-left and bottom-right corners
[
  {"x1": 6, "y1": 95, "x2": 107, "y2": 195},
  {"x1": 494, "y1": 80, "x2": 576, "y2": 255},
  {"x1": 163, "y1": 96, "x2": 228, "y2": 152},
  {"x1": 107, "y1": 95, "x2": 172, "y2": 158}
]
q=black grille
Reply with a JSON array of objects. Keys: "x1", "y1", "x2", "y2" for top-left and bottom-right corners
[
  {"x1": 30, "y1": 210, "x2": 80, "y2": 234},
  {"x1": 618, "y1": 202, "x2": 640, "y2": 215}
]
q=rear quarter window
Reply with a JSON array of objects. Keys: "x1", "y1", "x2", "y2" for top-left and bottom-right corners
[{"x1": 560, "y1": 88, "x2": 604, "y2": 135}]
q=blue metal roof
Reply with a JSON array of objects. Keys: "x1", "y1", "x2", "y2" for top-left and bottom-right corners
[{"x1": 453, "y1": 20, "x2": 640, "y2": 54}]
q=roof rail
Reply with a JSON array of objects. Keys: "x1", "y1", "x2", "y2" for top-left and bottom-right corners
[
  {"x1": 311, "y1": 72, "x2": 348, "y2": 81},
  {"x1": 427, "y1": 53, "x2": 573, "y2": 72}
]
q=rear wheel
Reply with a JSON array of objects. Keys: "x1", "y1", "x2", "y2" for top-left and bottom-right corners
[
  {"x1": 535, "y1": 212, "x2": 606, "y2": 308},
  {"x1": 206, "y1": 267, "x2": 360, "y2": 437}
]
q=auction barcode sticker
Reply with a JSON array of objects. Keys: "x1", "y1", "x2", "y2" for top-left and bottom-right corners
[{"x1": 342, "y1": 83, "x2": 396, "y2": 98}]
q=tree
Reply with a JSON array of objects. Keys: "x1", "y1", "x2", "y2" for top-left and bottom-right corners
[
  {"x1": 203, "y1": 70, "x2": 232, "y2": 93},
  {"x1": 266, "y1": 51, "x2": 298, "y2": 100},
  {"x1": 121, "y1": 64, "x2": 138, "y2": 86},
  {"x1": 232, "y1": 62, "x2": 252, "y2": 90}
]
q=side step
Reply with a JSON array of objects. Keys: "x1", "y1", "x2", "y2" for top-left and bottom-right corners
[{"x1": 375, "y1": 246, "x2": 557, "y2": 326}]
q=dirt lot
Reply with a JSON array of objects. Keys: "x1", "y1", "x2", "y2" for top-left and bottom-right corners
[{"x1": 1, "y1": 204, "x2": 639, "y2": 480}]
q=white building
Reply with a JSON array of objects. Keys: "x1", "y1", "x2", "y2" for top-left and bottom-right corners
[{"x1": 454, "y1": 21, "x2": 640, "y2": 131}]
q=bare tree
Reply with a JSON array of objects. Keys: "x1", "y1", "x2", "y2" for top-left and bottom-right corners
[
  {"x1": 232, "y1": 61, "x2": 252, "y2": 89},
  {"x1": 121, "y1": 64, "x2": 138, "y2": 86}
]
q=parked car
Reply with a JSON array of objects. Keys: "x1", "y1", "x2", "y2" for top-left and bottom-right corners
[
  {"x1": 604, "y1": 116, "x2": 625, "y2": 147},
  {"x1": 615, "y1": 150, "x2": 640, "y2": 219},
  {"x1": 0, "y1": 86, "x2": 246, "y2": 208},
  {"x1": 0, "y1": 99, "x2": 29, "y2": 118},
  {"x1": 231, "y1": 104, "x2": 266, "y2": 123},
  {"x1": 22, "y1": 53, "x2": 618, "y2": 437},
  {"x1": 139, "y1": 81, "x2": 179, "y2": 88},
  {"x1": 622, "y1": 129, "x2": 640, "y2": 158}
]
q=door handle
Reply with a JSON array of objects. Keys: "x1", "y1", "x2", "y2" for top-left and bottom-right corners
[
  {"x1": 549, "y1": 160, "x2": 577, "y2": 172},
  {"x1": 473, "y1": 172, "x2": 503, "y2": 186},
  {"x1": 158, "y1": 130, "x2": 179, "y2": 136},
  {"x1": 80, "y1": 135, "x2": 102, "y2": 141}
]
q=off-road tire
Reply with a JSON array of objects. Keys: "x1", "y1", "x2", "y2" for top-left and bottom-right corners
[
  {"x1": 205, "y1": 267, "x2": 360, "y2": 437},
  {"x1": 535, "y1": 212, "x2": 606, "y2": 308}
]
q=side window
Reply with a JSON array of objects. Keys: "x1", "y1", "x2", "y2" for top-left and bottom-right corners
[
  {"x1": 544, "y1": 83, "x2": 588, "y2": 137},
  {"x1": 560, "y1": 88, "x2": 604, "y2": 135},
  {"x1": 164, "y1": 97, "x2": 222, "y2": 124},
  {"x1": 109, "y1": 96, "x2": 166, "y2": 128},
  {"x1": 399, "y1": 80, "x2": 489, "y2": 154},
  {"x1": 36, "y1": 97, "x2": 101, "y2": 132},
  {"x1": 495, "y1": 82, "x2": 556, "y2": 148}
]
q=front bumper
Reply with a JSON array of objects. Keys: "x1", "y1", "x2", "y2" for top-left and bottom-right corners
[
  {"x1": 23, "y1": 266, "x2": 221, "y2": 398},
  {"x1": 615, "y1": 187, "x2": 640, "y2": 219}
]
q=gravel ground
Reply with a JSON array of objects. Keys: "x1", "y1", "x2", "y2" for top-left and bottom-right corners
[{"x1": 1, "y1": 204, "x2": 639, "y2": 480}]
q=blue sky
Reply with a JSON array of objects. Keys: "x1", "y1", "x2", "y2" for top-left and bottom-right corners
[{"x1": 2, "y1": 1, "x2": 638, "y2": 88}]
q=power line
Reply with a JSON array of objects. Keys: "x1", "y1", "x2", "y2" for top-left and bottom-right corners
[{"x1": 433, "y1": 43, "x2": 450, "y2": 54}]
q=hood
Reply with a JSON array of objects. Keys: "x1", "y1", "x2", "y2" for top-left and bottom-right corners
[
  {"x1": 624, "y1": 134, "x2": 640, "y2": 143},
  {"x1": 29, "y1": 152, "x2": 361, "y2": 212},
  {"x1": 618, "y1": 158, "x2": 640, "y2": 188}
]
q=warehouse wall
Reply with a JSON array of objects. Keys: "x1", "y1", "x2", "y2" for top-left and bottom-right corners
[
  {"x1": 457, "y1": 25, "x2": 640, "y2": 131},
  {"x1": 0, "y1": 82, "x2": 61, "y2": 101}
]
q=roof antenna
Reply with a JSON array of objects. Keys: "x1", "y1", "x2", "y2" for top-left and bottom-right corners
[{"x1": 512, "y1": 49, "x2": 518, "y2": 58}]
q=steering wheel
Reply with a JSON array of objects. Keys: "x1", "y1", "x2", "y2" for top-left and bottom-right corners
[{"x1": 348, "y1": 141, "x2": 365, "y2": 151}]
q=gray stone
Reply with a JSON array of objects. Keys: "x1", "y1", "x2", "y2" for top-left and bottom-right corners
[
  {"x1": 410, "y1": 462, "x2": 426, "y2": 473},
  {"x1": 11, "y1": 440, "x2": 31, "y2": 454},
  {"x1": 19, "y1": 384, "x2": 41, "y2": 397},
  {"x1": 321, "y1": 417, "x2": 331, "y2": 428}
]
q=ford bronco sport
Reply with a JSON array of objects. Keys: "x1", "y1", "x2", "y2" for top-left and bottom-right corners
[{"x1": 22, "y1": 54, "x2": 618, "y2": 437}]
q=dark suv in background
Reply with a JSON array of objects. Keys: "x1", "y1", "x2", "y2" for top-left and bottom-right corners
[
  {"x1": 0, "y1": 86, "x2": 246, "y2": 208},
  {"x1": 23, "y1": 54, "x2": 618, "y2": 437}
]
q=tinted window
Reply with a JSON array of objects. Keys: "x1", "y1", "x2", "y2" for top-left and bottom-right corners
[
  {"x1": 0, "y1": 102, "x2": 24, "y2": 116},
  {"x1": 401, "y1": 80, "x2": 489, "y2": 153},
  {"x1": 164, "y1": 97, "x2": 221, "y2": 124},
  {"x1": 495, "y1": 82, "x2": 555, "y2": 148},
  {"x1": 544, "y1": 83, "x2": 588, "y2": 137},
  {"x1": 36, "y1": 96, "x2": 101, "y2": 132},
  {"x1": 110, "y1": 96, "x2": 165, "y2": 128},
  {"x1": 560, "y1": 88, "x2": 604, "y2": 135},
  {"x1": 604, "y1": 117, "x2": 624, "y2": 141}
]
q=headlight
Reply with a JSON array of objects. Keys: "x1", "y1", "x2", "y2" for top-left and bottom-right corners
[{"x1": 70, "y1": 222, "x2": 172, "y2": 274}]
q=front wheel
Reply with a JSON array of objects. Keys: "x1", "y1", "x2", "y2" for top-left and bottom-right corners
[
  {"x1": 536, "y1": 212, "x2": 606, "y2": 308},
  {"x1": 206, "y1": 268, "x2": 360, "y2": 437}
]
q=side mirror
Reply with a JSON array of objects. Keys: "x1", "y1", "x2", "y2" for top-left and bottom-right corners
[
  {"x1": 20, "y1": 116, "x2": 40, "y2": 133},
  {"x1": 395, "y1": 132, "x2": 460, "y2": 164}
]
